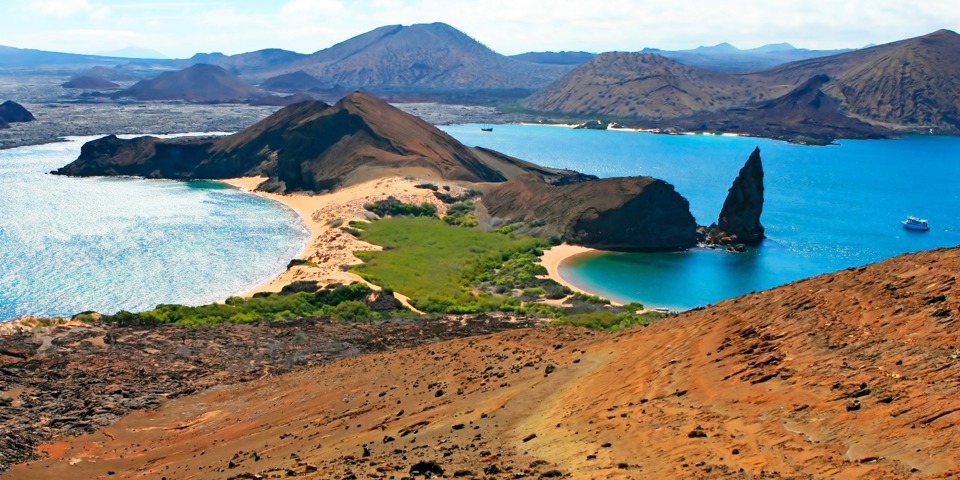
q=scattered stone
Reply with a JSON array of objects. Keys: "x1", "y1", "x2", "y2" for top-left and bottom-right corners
[
  {"x1": 522, "y1": 433, "x2": 537, "y2": 442},
  {"x1": 410, "y1": 461, "x2": 444, "y2": 476}
]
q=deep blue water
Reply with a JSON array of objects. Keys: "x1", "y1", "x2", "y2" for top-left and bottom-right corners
[
  {"x1": 0, "y1": 135, "x2": 309, "y2": 321},
  {"x1": 444, "y1": 125, "x2": 960, "y2": 310}
]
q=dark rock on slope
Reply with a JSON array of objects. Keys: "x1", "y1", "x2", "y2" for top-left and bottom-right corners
[
  {"x1": 0, "y1": 101, "x2": 35, "y2": 128},
  {"x1": 701, "y1": 147, "x2": 765, "y2": 246},
  {"x1": 112, "y1": 63, "x2": 266, "y2": 103}
]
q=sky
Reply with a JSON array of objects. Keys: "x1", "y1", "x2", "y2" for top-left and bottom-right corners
[{"x1": 1, "y1": 0, "x2": 958, "y2": 58}]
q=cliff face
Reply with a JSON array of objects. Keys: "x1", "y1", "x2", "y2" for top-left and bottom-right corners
[
  {"x1": 481, "y1": 175, "x2": 699, "y2": 250},
  {"x1": 702, "y1": 147, "x2": 765, "y2": 246}
]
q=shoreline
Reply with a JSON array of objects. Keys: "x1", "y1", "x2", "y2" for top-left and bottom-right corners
[
  {"x1": 222, "y1": 178, "x2": 617, "y2": 309},
  {"x1": 538, "y1": 244, "x2": 629, "y2": 306}
]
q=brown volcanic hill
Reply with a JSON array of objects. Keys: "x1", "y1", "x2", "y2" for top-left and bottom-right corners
[
  {"x1": 522, "y1": 52, "x2": 758, "y2": 119},
  {"x1": 266, "y1": 23, "x2": 573, "y2": 91},
  {"x1": 56, "y1": 92, "x2": 508, "y2": 191},
  {"x1": 112, "y1": 63, "x2": 266, "y2": 102},
  {"x1": 0, "y1": 100, "x2": 35, "y2": 129},
  {"x1": 526, "y1": 30, "x2": 960, "y2": 136},
  {"x1": 671, "y1": 74, "x2": 892, "y2": 144},
  {"x1": 260, "y1": 70, "x2": 323, "y2": 92},
  {"x1": 61, "y1": 75, "x2": 120, "y2": 89},
  {"x1": 766, "y1": 29, "x2": 960, "y2": 130},
  {"x1": 9, "y1": 246, "x2": 960, "y2": 478}
]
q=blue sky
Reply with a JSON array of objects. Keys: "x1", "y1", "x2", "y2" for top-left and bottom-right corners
[{"x1": 2, "y1": 0, "x2": 958, "y2": 58}]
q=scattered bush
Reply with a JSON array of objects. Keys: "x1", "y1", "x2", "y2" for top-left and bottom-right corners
[
  {"x1": 101, "y1": 282, "x2": 402, "y2": 326},
  {"x1": 364, "y1": 197, "x2": 438, "y2": 218}
]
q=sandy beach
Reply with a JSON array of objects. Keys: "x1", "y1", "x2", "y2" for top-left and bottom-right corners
[
  {"x1": 222, "y1": 177, "x2": 445, "y2": 297},
  {"x1": 223, "y1": 177, "x2": 608, "y2": 307},
  {"x1": 538, "y1": 244, "x2": 598, "y2": 295}
]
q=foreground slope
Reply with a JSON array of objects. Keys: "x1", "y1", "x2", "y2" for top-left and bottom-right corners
[{"x1": 9, "y1": 247, "x2": 960, "y2": 478}]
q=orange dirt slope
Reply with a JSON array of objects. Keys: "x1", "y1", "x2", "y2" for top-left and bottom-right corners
[{"x1": 7, "y1": 247, "x2": 960, "y2": 479}]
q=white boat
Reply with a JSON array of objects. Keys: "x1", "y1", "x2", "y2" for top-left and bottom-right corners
[{"x1": 902, "y1": 216, "x2": 930, "y2": 231}]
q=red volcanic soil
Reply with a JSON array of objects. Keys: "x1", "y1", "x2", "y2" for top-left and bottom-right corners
[{"x1": 6, "y1": 246, "x2": 960, "y2": 478}]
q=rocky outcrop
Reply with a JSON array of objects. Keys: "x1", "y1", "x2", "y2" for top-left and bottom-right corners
[
  {"x1": 0, "y1": 100, "x2": 35, "y2": 128},
  {"x1": 480, "y1": 175, "x2": 699, "y2": 250},
  {"x1": 701, "y1": 147, "x2": 764, "y2": 246}
]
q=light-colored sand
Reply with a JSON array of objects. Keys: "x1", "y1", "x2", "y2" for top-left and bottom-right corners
[
  {"x1": 224, "y1": 180, "x2": 617, "y2": 308},
  {"x1": 222, "y1": 177, "x2": 464, "y2": 307},
  {"x1": 539, "y1": 243, "x2": 600, "y2": 296}
]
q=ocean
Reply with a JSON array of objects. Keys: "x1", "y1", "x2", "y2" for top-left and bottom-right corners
[
  {"x1": 0, "y1": 135, "x2": 309, "y2": 321},
  {"x1": 443, "y1": 124, "x2": 960, "y2": 310}
]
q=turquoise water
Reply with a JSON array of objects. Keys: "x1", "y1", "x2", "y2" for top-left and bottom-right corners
[
  {"x1": 0, "y1": 136, "x2": 309, "y2": 321},
  {"x1": 444, "y1": 125, "x2": 960, "y2": 309}
]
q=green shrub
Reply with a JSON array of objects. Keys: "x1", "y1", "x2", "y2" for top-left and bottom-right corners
[
  {"x1": 364, "y1": 197, "x2": 438, "y2": 218},
  {"x1": 553, "y1": 311, "x2": 660, "y2": 330}
]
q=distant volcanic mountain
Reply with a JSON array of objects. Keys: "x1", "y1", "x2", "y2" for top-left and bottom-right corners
[
  {"x1": 763, "y1": 29, "x2": 960, "y2": 130},
  {"x1": 260, "y1": 23, "x2": 574, "y2": 93},
  {"x1": 62, "y1": 76, "x2": 120, "y2": 89},
  {"x1": 55, "y1": 92, "x2": 715, "y2": 251},
  {"x1": 260, "y1": 70, "x2": 324, "y2": 92},
  {"x1": 0, "y1": 100, "x2": 35, "y2": 128},
  {"x1": 112, "y1": 64, "x2": 266, "y2": 103},
  {"x1": 524, "y1": 29, "x2": 960, "y2": 141},
  {"x1": 522, "y1": 52, "x2": 756, "y2": 119}
]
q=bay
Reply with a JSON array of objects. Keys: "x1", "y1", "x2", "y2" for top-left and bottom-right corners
[
  {"x1": 444, "y1": 124, "x2": 960, "y2": 310},
  {"x1": 0, "y1": 135, "x2": 309, "y2": 321}
]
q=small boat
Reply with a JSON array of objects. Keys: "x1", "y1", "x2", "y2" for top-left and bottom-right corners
[
  {"x1": 480, "y1": 127, "x2": 493, "y2": 132},
  {"x1": 902, "y1": 216, "x2": 930, "y2": 231}
]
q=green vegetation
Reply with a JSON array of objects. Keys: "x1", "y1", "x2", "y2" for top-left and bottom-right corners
[
  {"x1": 105, "y1": 282, "x2": 397, "y2": 326},
  {"x1": 442, "y1": 200, "x2": 479, "y2": 227},
  {"x1": 552, "y1": 310, "x2": 664, "y2": 331},
  {"x1": 350, "y1": 214, "x2": 658, "y2": 331},
  {"x1": 286, "y1": 258, "x2": 318, "y2": 269},
  {"x1": 353, "y1": 216, "x2": 548, "y2": 313},
  {"x1": 364, "y1": 196, "x2": 438, "y2": 218}
]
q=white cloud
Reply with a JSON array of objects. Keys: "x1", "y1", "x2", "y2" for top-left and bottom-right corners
[
  {"x1": 4, "y1": 0, "x2": 960, "y2": 57},
  {"x1": 28, "y1": 0, "x2": 110, "y2": 19}
]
